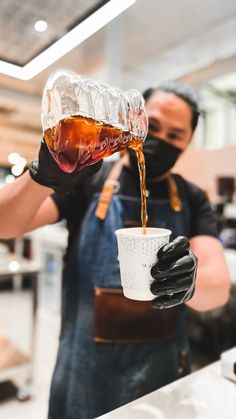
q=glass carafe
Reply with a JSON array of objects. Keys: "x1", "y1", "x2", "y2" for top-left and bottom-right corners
[{"x1": 41, "y1": 69, "x2": 148, "y2": 173}]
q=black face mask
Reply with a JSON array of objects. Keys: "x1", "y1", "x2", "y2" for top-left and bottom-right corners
[{"x1": 129, "y1": 134, "x2": 182, "y2": 179}]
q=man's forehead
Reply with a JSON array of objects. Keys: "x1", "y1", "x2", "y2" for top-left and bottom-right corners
[
  {"x1": 145, "y1": 91, "x2": 192, "y2": 123},
  {"x1": 146, "y1": 91, "x2": 185, "y2": 109}
]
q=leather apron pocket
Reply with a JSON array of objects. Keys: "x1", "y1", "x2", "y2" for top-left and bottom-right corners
[{"x1": 94, "y1": 287, "x2": 177, "y2": 343}]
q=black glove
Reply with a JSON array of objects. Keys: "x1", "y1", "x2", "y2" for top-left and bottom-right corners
[
  {"x1": 29, "y1": 140, "x2": 102, "y2": 194},
  {"x1": 150, "y1": 236, "x2": 197, "y2": 309}
]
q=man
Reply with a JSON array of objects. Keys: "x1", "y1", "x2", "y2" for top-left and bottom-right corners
[{"x1": 0, "y1": 81, "x2": 230, "y2": 419}]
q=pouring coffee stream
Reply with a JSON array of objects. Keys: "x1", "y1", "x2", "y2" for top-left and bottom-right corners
[{"x1": 135, "y1": 145, "x2": 148, "y2": 234}]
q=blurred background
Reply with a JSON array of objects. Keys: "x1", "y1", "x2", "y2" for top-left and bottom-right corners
[{"x1": 0, "y1": 0, "x2": 235, "y2": 418}]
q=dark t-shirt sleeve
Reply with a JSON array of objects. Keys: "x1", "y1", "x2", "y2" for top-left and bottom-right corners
[
  {"x1": 51, "y1": 189, "x2": 86, "y2": 221},
  {"x1": 51, "y1": 183, "x2": 90, "y2": 251},
  {"x1": 49, "y1": 163, "x2": 112, "y2": 253},
  {"x1": 50, "y1": 162, "x2": 113, "y2": 222},
  {"x1": 186, "y1": 180, "x2": 219, "y2": 239},
  {"x1": 51, "y1": 191, "x2": 72, "y2": 221}
]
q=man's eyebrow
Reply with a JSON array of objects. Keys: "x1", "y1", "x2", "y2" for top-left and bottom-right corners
[
  {"x1": 171, "y1": 127, "x2": 186, "y2": 133},
  {"x1": 149, "y1": 118, "x2": 186, "y2": 134},
  {"x1": 149, "y1": 117, "x2": 159, "y2": 125}
]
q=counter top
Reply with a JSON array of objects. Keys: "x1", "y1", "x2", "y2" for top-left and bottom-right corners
[{"x1": 98, "y1": 349, "x2": 235, "y2": 419}]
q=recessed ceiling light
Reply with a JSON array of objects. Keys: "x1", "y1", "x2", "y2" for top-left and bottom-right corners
[
  {"x1": 8, "y1": 152, "x2": 21, "y2": 164},
  {"x1": 11, "y1": 164, "x2": 24, "y2": 176},
  {"x1": 0, "y1": 0, "x2": 136, "y2": 80},
  {"x1": 5, "y1": 174, "x2": 15, "y2": 184},
  {"x1": 9, "y1": 260, "x2": 20, "y2": 272},
  {"x1": 34, "y1": 20, "x2": 48, "y2": 32},
  {"x1": 8, "y1": 152, "x2": 26, "y2": 166}
]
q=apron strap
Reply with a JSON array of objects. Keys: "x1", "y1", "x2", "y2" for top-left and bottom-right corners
[
  {"x1": 148, "y1": 172, "x2": 183, "y2": 213},
  {"x1": 95, "y1": 156, "x2": 127, "y2": 220},
  {"x1": 167, "y1": 175, "x2": 182, "y2": 212},
  {"x1": 95, "y1": 157, "x2": 183, "y2": 220}
]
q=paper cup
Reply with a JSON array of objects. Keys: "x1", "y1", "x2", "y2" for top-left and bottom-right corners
[{"x1": 115, "y1": 227, "x2": 171, "y2": 301}]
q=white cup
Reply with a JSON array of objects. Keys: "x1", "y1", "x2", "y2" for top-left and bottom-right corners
[{"x1": 115, "y1": 227, "x2": 171, "y2": 301}]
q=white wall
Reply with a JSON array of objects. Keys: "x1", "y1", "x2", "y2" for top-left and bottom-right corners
[{"x1": 173, "y1": 145, "x2": 236, "y2": 202}]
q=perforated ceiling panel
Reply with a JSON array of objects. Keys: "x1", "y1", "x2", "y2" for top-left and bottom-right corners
[{"x1": 0, "y1": 0, "x2": 108, "y2": 66}]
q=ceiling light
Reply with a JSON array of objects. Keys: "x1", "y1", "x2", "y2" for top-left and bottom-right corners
[
  {"x1": 5, "y1": 174, "x2": 15, "y2": 184},
  {"x1": 0, "y1": 0, "x2": 136, "y2": 80},
  {"x1": 8, "y1": 152, "x2": 21, "y2": 164},
  {"x1": 34, "y1": 20, "x2": 48, "y2": 32},
  {"x1": 18, "y1": 156, "x2": 27, "y2": 167},
  {"x1": 8, "y1": 152, "x2": 26, "y2": 166},
  {"x1": 11, "y1": 164, "x2": 25, "y2": 176},
  {"x1": 9, "y1": 260, "x2": 20, "y2": 272}
]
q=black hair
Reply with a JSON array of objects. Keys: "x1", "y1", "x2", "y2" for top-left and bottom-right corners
[{"x1": 143, "y1": 81, "x2": 200, "y2": 132}]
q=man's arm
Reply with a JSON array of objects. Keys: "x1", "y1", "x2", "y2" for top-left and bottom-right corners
[
  {"x1": 150, "y1": 235, "x2": 230, "y2": 311},
  {"x1": 0, "y1": 171, "x2": 56, "y2": 239},
  {"x1": 187, "y1": 235, "x2": 231, "y2": 311},
  {"x1": 0, "y1": 141, "x2": 103, "y2": 239}
]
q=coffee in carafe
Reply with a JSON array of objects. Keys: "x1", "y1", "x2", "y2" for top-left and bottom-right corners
[{"x1": 44, "y1": 115, "x2": 139, "y2": 173}]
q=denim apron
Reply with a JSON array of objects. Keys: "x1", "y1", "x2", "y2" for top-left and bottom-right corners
[{"x1": 48, "y1": 189, "x2": 191, "y2": 419}]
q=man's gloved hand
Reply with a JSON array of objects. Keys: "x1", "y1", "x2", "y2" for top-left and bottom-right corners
[
  {"x1": 29, "y1": 140, "x2": 103, "y2": 194},
  {"x1": 150, "y1": 236, "x2": 197, "y2": 309}
]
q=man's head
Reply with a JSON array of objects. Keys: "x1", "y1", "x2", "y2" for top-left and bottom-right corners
[
  {"x1": 128, "y1": 81, "x2": 200, "y2": 179},
  {"x1": 143, "y1": 81, "x2": 200, "y2": 150}
]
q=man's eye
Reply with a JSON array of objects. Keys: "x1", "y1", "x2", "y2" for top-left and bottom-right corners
[{"x1": 168, "y1": 132, "x2": 178, "y2": 140}]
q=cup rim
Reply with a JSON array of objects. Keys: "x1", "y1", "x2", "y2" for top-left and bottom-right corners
[{"x1": 115, "y1": 227, "x2": 171, "y2": 238}]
